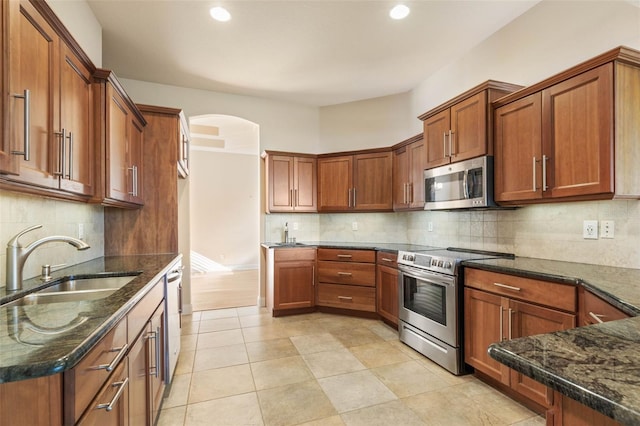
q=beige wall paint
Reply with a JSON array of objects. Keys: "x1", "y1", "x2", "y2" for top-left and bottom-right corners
[{"x1": 46, "y1": 0, "x2": 102, "y2": 67}]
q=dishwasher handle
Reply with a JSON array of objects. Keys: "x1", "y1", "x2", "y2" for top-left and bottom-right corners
[{"x1": 167, "y1": 269, "x2": 182, "y2": 283}]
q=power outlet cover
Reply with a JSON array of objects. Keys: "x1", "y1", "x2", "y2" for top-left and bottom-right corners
[{"x1": 583, "y1": 220, "x2": 598, "y2": 239}]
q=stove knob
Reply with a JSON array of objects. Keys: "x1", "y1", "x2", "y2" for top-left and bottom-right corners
[{"x1": 444, "y1": 261, "x2": 452, "y2": 269}]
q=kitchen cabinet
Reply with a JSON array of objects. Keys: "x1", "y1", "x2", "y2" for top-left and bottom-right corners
[
  {"x1": 494, "y1": 47, "x2": 640, "y2": 204},
  {"x1": 269, "y1": 248, "x2": 316, "y2": 316},
  {"x1": 93, "y1": 69, "x2": 146, "y2": 208},
  {"x1": 316, "y1": 248, "x2": 376, "y2": 312},
  {"x1": 376, "y1": 251, "x2": 399, "y2": 326},
  {"x1": 76, "y1": 360, "x2": 129, "y2": 426},
  {"x1": 549, "y1": 391, "x2": 622, "y2": 426},
  {"x1": 177, "y1": 113, "x2": 190, "y2": 178},
  {"x1": 464, "y1": 268, "x2": 576, "y2": 410},
  {"x1": 104, "y1": 104, "x2": 185, "y2": 255},
  {"x1": 419, "y1": 81, "x2": 522, "y2": 169},
  {"x1": 578, "y1": 288, "x2": 630, "y2": 327},
  {"x1": 264, "y1": 151, "x2": 317, "y2": 212},
  {"x1": 1, "y1": 0, "x2": 95, "y2": 198},
  {"x1": 392, "y1": 134, "x2": 425, "y2": 211},
  {"x1": 318, "y1": 150, "x2": 393, "y2": 212}
]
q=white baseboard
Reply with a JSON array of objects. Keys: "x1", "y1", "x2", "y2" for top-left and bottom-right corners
[{"x1": 257, "y1": 296, "x2": 266, "y2": 307}]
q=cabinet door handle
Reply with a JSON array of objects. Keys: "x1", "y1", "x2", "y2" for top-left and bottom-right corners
[
  {"x1": 338, "y1": 296, "x2": 353, "y2": 301},
  {"x1": 294, "y1": 189, "x2": 298, "y2": 207},
  {"x1": 148, "y1": 328, "x2": 161, "y2": 378},
  {"x1": 532, "y1": 156, "x2": 537, "y2": 192},
  {"x1": 348, "y1": 188, "x2": 352, "y2": 207},
  {"x1": 12, "y1": 89, "x2": 30, "y2": 161},
  {"x1": 95, "y1": 343, "x2": 129, "y2": 372},
  {"x1": 408, "y1": 182, "x2": 413, "y2": 203},
  {"x1": 589, "y1": 312, "x2": 605, "y2": 324},
  {"x1": 336, "y1": 254, "x2": 352, "y2": 258},
  {"x1": 337, "y1": 272, "x2": 352, "y2": 276},
  {"x1": 67, "y1": 131, "x2": 73, "y2": 180},
  {"x1": 96, "y1": 377, "x2": 129, "y2": 412},
  {"x1": 508, "y1": 308, "x2": 514, "y2": 340},
  {"x1": 449, "y1": 130, "x2": 454, "y2": 157},
  {"x1": 128, "y1": 166, "x2": 139, "y2": 197},
  {"x1": 312, "y1": 266, "x2": 315, "y2": 286},
  {"x1": 443, "y1": 132, "x2": 448, "y2": 158},
  {"x1": 499, "y1": 305, "x2": 504, "y2": 342},
  {"x1": 542, "y1": 155, "x2": 549, "y2": 191},
  {"x1": 493, "y1": 282, "x2": 521, "y2": 292},
  {"x1": 54, "y1": 129, "x2": 66, "y2": 176},
  {"x1": 353, "y1": 188, "x2": 356, "y2": 207}
]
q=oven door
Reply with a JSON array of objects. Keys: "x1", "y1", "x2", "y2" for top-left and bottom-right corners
[{"x1": 398, "y1": 264, "x2": 458, "y2": 347}]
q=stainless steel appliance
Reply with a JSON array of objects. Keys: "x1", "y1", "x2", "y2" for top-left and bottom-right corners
[
  {"x1": 397, "y1": 248, "x2": 513, "y2": 375},
  {"x1": 165, "y1": 258, "x2": 183, "y2": 383},
  {"x1": 424, "y1": 156, "x2": 496, "y2": 210}
]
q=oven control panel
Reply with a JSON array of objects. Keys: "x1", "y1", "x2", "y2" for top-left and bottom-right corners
[{"x1": 398, "y1": 251, "x2": 454, "y2": 274}]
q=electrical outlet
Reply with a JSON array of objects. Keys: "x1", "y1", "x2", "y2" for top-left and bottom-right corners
[
  {"x1": 601, "y1": 220, "x2": 615, "y2": 239},
  {"x1": 583, "y1": 220, "x2": 598, "y2": 239},
  {"x1": 293, "y1": 222, "x2": 299, "y2": 230},
  {"x1": 78, "y1": 223, "x2": 85, "y2": 241},
  {"x1": 352, "y1": 222, "x2": 358, "y2": 231},
  {"x1": 428, "y1": 222, "x2": 434, "y2": 232}
]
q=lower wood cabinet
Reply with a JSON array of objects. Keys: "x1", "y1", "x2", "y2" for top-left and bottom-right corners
[
  {"x1": 77, "y1": 360, "x2": 129, "y2": 426},
  {"x1": 269, "y1": 248, "x2": 316, "y2": 316},
  {"x1": 550, "y1": 391, "x2": 622, "y2": 426},
  {"x1": 579, "y1": 288, "x2": 630, "y2": 326},
  {"x1": 376, "y1": 252, "x2": 398, "y2": 326},
  {"x1": 464, "y1": 268, "x2": 576, "y2": 410}
]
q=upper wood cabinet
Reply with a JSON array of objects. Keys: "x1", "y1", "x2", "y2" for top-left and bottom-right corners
[
  {"x1": 494, "y1": 47, "x2": 640, "y2": 205},
  {"x1": 392, "y1": 134, "x2": 425, "y2": 211},
  {"x1": 419, "y1": 81, "x2": 522, "y2": 169},
  {"x1": 264, "y1": 151, "x2": 317, "y2": 213},
  {"x1": 318, "y1": 150, "x2": 393, "y2": 212},
  {"x1": 177, "y1": 113, "x2": 190, "y2": 178},
  {"x1": 93, "y1": 70, "x2": 146, "y2": 208},
  {"x1": 0, "y1": 0, "x2": 95, "y2": 198}
]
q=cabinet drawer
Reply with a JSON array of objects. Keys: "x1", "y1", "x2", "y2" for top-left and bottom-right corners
[
  {"x1": 274, "y1": 247, "x2": 316, "y2": 262},
  {"x1": 64, "y1": 318, "x2": 128, "y2": 424},
  {"x1": 128, "y1": 278, "x2": 164, "y2": 342},
  {"x1": 582, "y1": 290, "x2": 630, "y2": 325},
  {"x1": 77, "y1": 358, "x2": 129, "y2": 426},
  {"x1": 376, "y1": 251, "x2": 398, "y2": 268},
  {"x1": 317, "y1": 283, "x2": 376, "y2": 312},
  {"x1": 317, "y1": 248, "x2": 375, "y2": 263},
  {"x1": 465, "y1": 268, "x2": 576, "y2": 312},
  {"x1": 318, "y1": 261, "x2": 375, "y2": 286}
]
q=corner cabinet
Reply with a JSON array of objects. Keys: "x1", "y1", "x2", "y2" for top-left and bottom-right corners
[
  {"x1": 264, "y1": 151, "x2": 317, "y2": 213},
  {"x1": 419, "y1": 80, "x2": 522, "y2": 169},
  {"x1": 318, "y1": 150, "x2": 393, "y2": 212},
  {"x1": 464, "y1": 268, "x2": 576, "y2": 410},
  {"x1": 392, "y1": 134, "x2": 425, "y2": 211},
  {"x1": 494, "y1": 47, "x2": 640, "y2": 204},
  {"x1": 92, "y1": 69, "x2": 146, "y2": 208}
]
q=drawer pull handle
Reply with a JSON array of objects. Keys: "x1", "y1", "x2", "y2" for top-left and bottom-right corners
[
  {"x1": 338, "y1": 296, "x2": 353, "y2": 301},
  {"x1": 337, "y1": 272, "x2": 352, "y2": 276},
  {"x1": 589, "y1": 312, "x2": 605, "y2": 324},
  {"x1": 95, "y1": 344, "x2": 129, "y2": 372},
  {"x1": 337, "y1": 254, "x2": 352, "y2": 258},
  {"x1": 493, "y1": 282, "x2": 521, "y2": 292},
  {"x1": 381, "y1": 258, "x2": 394, "y2": 262},
  {"x1": 96, "y1": 377, "x2": 129, "y2": 412}
]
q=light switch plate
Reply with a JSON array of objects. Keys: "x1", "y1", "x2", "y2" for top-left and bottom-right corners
[{"x1": 601, "y1": 220, "x2": 614, "y2": 238}]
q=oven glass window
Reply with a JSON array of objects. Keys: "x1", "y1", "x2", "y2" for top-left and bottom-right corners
[{"x1": 403, "y1": 275, "x2": 446, "y2": 325}]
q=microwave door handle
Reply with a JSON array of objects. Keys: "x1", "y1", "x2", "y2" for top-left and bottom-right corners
[{"x1": 462, "y1": 170, "x2": 470, "y2": 199}]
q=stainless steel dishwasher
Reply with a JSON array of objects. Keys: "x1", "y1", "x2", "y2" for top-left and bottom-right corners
[{"x1": 165, "y1": 258, "x2": 183, "y2": 384}]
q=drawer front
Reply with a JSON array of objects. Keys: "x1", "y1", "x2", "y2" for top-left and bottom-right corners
[
  {"x1": 317, "y1": 248, "x2": 375, "y2": 263},
  {"x1": 582, "y1": 290, "x2": 630, "y2": 325},
  {"x1": 318, "y1": 261, "x2": 375, "y2": 286},
  {"x1": 376, "y1": 251, "x2": 398, "y2": 268},
  {"x1": 77, "y1": 358, "x2": 129, "y2": 426},
  {"x1": 127, "y1": 278, "x2": 164, "y2": 342},
  {"x1": 64, "y1": 318, "x2": 128, "y2": 423},
  {"x1": 317, "y1": 283, "x2": 376, "y2": 312},
  {"x1": 274, "y1": 247, "x2": 316, "y2": 262},
  {"x1": 465, "y1": 268, "x2": 577, "y2": 312}
]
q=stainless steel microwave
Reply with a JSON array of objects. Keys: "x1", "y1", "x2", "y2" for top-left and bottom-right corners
[{"x1": 424, "y1": 156, "x2": 496, "y2": 210}]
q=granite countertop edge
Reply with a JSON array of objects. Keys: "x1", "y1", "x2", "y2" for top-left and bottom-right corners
[{"x1": 0, "y1": 253, "x2": 181, "y2": 383}]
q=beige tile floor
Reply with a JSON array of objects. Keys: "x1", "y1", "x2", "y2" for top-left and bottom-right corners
[{"x1": 158, "y1": 308, "x2": 546, "y2": 426}]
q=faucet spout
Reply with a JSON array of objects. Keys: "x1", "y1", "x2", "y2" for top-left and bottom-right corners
[{"x1": 5, "y1": 225, "x2": 91, "y2": 291}]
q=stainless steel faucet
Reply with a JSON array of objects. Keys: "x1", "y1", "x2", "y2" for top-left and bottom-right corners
[{"x1": 5, "y1": 224, "x2": 90, "y2": 291}]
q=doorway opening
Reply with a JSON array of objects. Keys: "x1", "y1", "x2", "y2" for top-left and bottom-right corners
[{"x1": 188, "y1": 114, "x2": 260, "y2": 311}]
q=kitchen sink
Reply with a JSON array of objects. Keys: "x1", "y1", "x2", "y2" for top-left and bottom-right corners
[
  {"x1": 3, "y1": 275, "x2": 139, "y2": 307},
  {"x1": 274, "y1": 242, "x2": 307, "y2": 247}
]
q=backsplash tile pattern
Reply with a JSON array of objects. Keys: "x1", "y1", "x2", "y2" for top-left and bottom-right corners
[{"x1": 0, "y1": 192, "x2": 104, "y2": 287}]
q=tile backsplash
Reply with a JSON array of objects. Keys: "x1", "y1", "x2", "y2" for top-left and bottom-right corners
[
  {"x1": 265, "y1": 199, "x2": 640, "y2": 269},
  {"x1": 0, "y1": 192, "x2": 105, "y2": 287}
]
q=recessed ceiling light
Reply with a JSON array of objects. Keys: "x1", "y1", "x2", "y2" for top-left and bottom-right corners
[
  {"x1": 389, "y1": 4, "x2": 410, "y2": 20},
  {"x1": 210, "y1": 6, "x2": 231, "y2": 22}
]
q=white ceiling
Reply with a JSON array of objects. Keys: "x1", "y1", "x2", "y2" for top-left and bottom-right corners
[{"x1": 87, "y1": 0, "x2": 540, "y2": 107}]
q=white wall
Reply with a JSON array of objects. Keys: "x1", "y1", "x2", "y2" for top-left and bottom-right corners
[{"x1": 46, "y1": 0, "x2": 102, "y2": 67}]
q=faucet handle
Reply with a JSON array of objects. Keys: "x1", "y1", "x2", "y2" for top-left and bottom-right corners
[{"x1": 7, "y1": 224, "x2": 42, "y2": 248}]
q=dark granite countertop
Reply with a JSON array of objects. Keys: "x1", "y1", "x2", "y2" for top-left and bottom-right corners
[
  {"x1": 0, "y1": 253, "x2": 180, "y2": 383},
  {"x1": 261, "y1": 241, "x2": 436, "y2": 253},
  {"x1": 463, "y1": 257, "x2": 640, "y2": 425}
]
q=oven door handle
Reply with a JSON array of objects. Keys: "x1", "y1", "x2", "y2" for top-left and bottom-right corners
[{"x1": 398, "y1": 265, "x2": 454, "y2": 285}]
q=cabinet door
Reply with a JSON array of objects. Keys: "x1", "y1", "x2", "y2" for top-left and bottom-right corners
[
  {"x1": 464, "y1": 288, "x2": 510, "y2": 384},
  {"x1": 407, "y1": 139, "x2": 426, "y2": 208},
  {"x1": 268, "y1": 155, "x2": 294, "y2": 211},
  {"x1": 0, "y1": 0, "x2": 17, "y2": 174},
  {"x1": 580, "y1": 289, "x2": 630, "y2": 327},
  {"x1": 450, "y1": 91, "x2": 487, "y2": 162},
  {"x1": 392, "y1": 146, "x2": 409, "y2": 210},
  {"x1": 7, "y1": 0, "x2": 58, "y2": 189},
  {"x1": 105, "y1": 84, "x2": 130, "y2": 203},
  {"x1": 128, "y1": 325, "x2": 149, "y2": 426},
  {"x1": 509, "y1": 299, "x2": 575, "y2": 408},
  {"x1": 293, "y1": 156, "x2": 317, "y2": 211},
  {"x1": 423, "y1": 109, "x2": 450, "y2": 169},
  {"x1": 149, "y1": 304, "x2": 165, "y2": 425},
  {"x1": 318, "y1": 155, "x2": 352, "y2": 211},
  {"x1": 542, "y1": 64, "x2": 613, "y2": 199},
  {"x1": 128, "y1": 117, "x2": 144, "y2": 205},
  {"x1": 353, "y1": 151, "x2": 392, "y2": 211},
  {"x1": 494, "y1": 93, "x2": 543, "y2": 202},
  {"x1": 59, "y1": 42, "x2": 93, "y2": 196},
  {"x1": 273, "y1": 260, "x2": 315, "y2": 310},
  {"x1": 78, "y1": 360, "x2": 129, "y2": 426},
  {"x1": 376, "y1": 264, "x2": 398, "y2": 325}
]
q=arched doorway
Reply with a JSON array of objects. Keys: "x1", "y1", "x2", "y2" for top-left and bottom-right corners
[{"x1": 188, "y1": 114, "x2": 260, "y2": 311}]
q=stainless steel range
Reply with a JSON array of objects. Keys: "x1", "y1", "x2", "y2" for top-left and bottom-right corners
[{"x1": 397, "y1": 247, "x2": 513, "y2": 375}]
